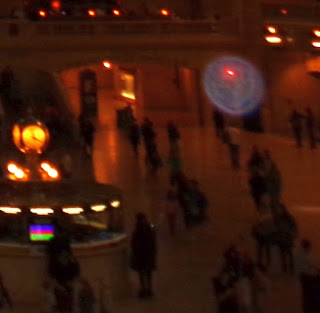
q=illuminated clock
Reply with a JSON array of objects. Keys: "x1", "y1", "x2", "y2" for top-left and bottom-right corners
[{"x1": 12, "y1": 120, "x2": 50, "y2": 154}]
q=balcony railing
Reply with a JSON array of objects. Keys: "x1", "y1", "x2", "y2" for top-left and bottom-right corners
[{"x1": 0, "y1": 18, "x2": 240, "y2": 38}]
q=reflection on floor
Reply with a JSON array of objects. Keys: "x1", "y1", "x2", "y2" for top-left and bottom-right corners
[{"x1": 91, "y1": 125, "x2": 320, "y2": 313}]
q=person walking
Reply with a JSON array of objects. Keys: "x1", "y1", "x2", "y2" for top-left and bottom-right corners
[
  {"x1": 305, "y1": 108, "x2": 316, "y2": 149},
  {"x1": 167, "y1": 121, "x2": 180, "y2": 152},
  {"x1": 130, "y1": 213, "x2": 157, "y2": 298},
  {"x1": 295, "y1": 239, "x2": 320, "y2": 313},
  {"x1": 167, "y1": 148, "x2": 182, "y2": 186},
  {"x1": 163, "y1": 190, "x2": 180, "y2": 236},
  {"x1": 289, "y1": 108, "x2": 304, "y2": 148},
  {"x1": 128, "y1": 119, "x2": 141, "y2": 156}
]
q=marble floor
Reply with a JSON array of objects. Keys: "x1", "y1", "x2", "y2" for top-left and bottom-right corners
[
  {"x1": 89, "y1": 125, "x2": 320, "y2": 313},
  {"x1": 13, "y1": 125, "x2": 320, "y2": 313}
]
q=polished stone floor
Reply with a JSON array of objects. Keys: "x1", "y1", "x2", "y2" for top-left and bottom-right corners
[
  {"x1": 91, "y1": 125, "x2": 320, "y2": 313},
  {"x1": 15, "y1": 125, "x2": 320, "y2": 313}
]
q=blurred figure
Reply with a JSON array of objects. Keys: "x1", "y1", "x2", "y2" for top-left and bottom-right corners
[
  {"x1": 247, "y1": 146, "x2": 263, "y2": 175},
  {"x1": 213, "y1": 269, "x2": 238, "y2": 313},
  {"x1": 167, "y1": 148, "x2": 182, "y2": 186},
  {"x1": 163, "y1": 190, "x2": 180, "y2": 236},
  {"x1": 0, "y1": 274, "x2": 13, "y2": 312},
  {"x1": 41, "y1": 280, "x2": 56, "y2": 313},
  {"x1": 262, "y1": 151, "x2": 282, "y2": 210},
  {"x1": 212, "y1": 109, "x2": 225, "y2": 140},
  {"x1": 167, "y1": 121, "x2": 180, "y2": 152},
  {"x1": 59, "y1": 152, "x2": 72, "y2": 179},
  {"x1": 295, "y1": 239, "x2": 320, "y2": 313},
  {"x1": 78, "y1": 279, "x2": 96, "y2": 313},
  {"x1": 128, "y1": 119, "x2": 141, "y2": 156},
  {"x1": 289, "y1": 108, "x2": 304, "y2": 148},
  {"x1": 251, "y1": 265, "x2": 271, "y2": 313},
  {"x1": 78, "y1": 114, "x2": 95, "y2": 157},
  {"x1": 130, "y1": 213, "x2": 157, "y2": 298},
  {"x1": 305, "y1": 108, "x2": 316, "y2": 149}
]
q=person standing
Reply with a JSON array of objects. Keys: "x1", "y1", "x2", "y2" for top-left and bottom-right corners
[
  {"x1": 167, "y1": 121, "x2": 180, "y2": 152},
  {"x1": 212, "y1": 109, "x2": 225, "y2": 140},
  {"x1": 130, "y1": 213, "x2": 157, "y2": 298},
  {"x1": 289, "y1": 108, "x2": 304, "y2": 148},
  {"x1": 305, "y1": 108, "x2": 316, "y2": 149}
]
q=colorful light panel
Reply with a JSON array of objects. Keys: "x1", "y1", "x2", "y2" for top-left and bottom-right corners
[{"x1": 29, "y1": 225, "x2": 54, "y2": 241}]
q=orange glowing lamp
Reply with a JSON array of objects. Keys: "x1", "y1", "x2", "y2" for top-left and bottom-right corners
[
  {"x1": 312, "y1": 41, "x2": 320, "y2": 48},
  {"x1": 160, "y1": 9, "x2": 170, "y2": 16},
  {"x1": 265, "y1": 35, "x2": 282, "y2": 44},
  {"x1": 112, "y1": 9, "x2": 121, "y2": 16},
  {"x1": 280, "y1": 9, "x2": 288, "y2": 15},
  {"x1": 51, "y1": 0, "x2": 61, "y2": 10},
  {"x1": 38, "y1": 10, "x2": 47, "y2": 18},
  {"x1": 226, "y1": 69, "x2": 235, "y2": 76},
  {"x1": 88, "y1": 9, "x2": 96, "y2": 17},
  {"x1": 313, "y1": 29, "x2": 320, "y2": 38},
  {"x1": 267, "y1": 26, "x2": 277, "y2": 34},
  {"x1": 102, "y1": 61, "x2": 112, "y2": 69}
]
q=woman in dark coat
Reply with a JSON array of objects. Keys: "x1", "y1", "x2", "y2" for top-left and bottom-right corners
[{"x1": 130, "y1": 213, "x2": 157, "y2": 298}]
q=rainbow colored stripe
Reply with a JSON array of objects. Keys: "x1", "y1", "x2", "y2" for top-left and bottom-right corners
[{"x1": 29, "y1": 225, "x2": 54, "y2": 241}]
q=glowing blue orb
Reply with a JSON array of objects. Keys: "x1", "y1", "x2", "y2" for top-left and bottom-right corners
[{"x1": 203, "y1": 57, "x2": 265, "y2": 116}]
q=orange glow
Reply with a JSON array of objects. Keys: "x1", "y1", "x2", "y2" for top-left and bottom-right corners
[
  {"x1": 41, "y1": 162, "x2": 51, "y2": 172},
  {"x1": 102, "y1": 61, "x2": 112, "y2": 69},
  {"x1": 7, "y1": 163, "x2": 18, "y2": 174},
  {"x1": 280, "y1": 8, "x2": 288, "y2": 15},
  {"x1": 265, "y1": 35, "x2": 282, "y2": 44},
  {"x1": 160, "y1": 8, "x2": 170, "y2": 16},
  {"x1": 30, "y1": 208, "x2": 54, "y2": 215},
  {"x1": 38, "y1": 10, "x2": 47, "y2": 17},
  {"x1": 48, "y1": 168, "x2": 59, "y2": 179},
  {"x1": 87, "y1": 9, "x2": 96, "y2": 17},
  {"x1": 313, "y1": 29, "x2": 320, "y2": 37},
  {"x1": 0, "y1": 207, "x2": 21, "y2": 214},
  {"x1": 51, "y1": 0, "x2": 61, "y2": 10},
  {"x1": 14, "y1": 169, "x2": 25, "y2": 179},
  {"x1": 312, "y1": 41, "x2": 320, "y2": 48},
  {"x1": 112, "y1": 9, "x2": 121, "y2": 16},
  {"x1": 267, "y1": 26, "x2": 277, "y2": 34}
]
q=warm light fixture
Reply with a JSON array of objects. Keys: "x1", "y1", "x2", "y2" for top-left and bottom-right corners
[
  {"x1": 112, "y1": 9, "x2": 121, "y2": 16},
  {"x1": 40, "y1": 162, "x2": 51, "y2": 172},
  {"x1": 0, "y1": 207, "x2": 21, "y2": 214},
  {"x1": 160, "y1": 8, "x2": 170, "y2": 16},
  {"x1": 312, "y1": 40, "x2": 320, "y2": 48},
  {"x1": 280, "y1": 8, "x2": 288, "y2": 15},
  {"x1": 91, "y1": 204, "x2": 107, "y2": 212},
  {"x1": 120, "y1": 91, "x2": 136, "y2": 100},
  {"x1": 7, "y1": 163, "x2": 18, "y2": 174},
  {"x1": 87, "y1": 9, "x2": 96, "y2": 17},
  {"x1": 267, "y1": 26, "x2": 277, "y2": 34},
  {"x1": 102, "y1": 61, "x2": 112, "y2": 69},
  {"x1": 313, "y1": 29, "x2": 320, "y2": 37},
  {"x1": 110, "y1": 200, "x2": 120, "y2": 208},
  {"x1": 63, "y1": 207, "x2": 84, "y2": 215},
  {"x1": 38, "y1": 10, "x2": 47, "y2": 17},
  {"x1": 14, "y1": 169, "x2": 25, "y2": 179},
  {"x1": 51, "y1": 0, "x2": 61, "y2": 10},
  {"x1": 48, "y1": 168, "x2": 59, "y2": 179},
  {"x1": 265, "y1": 35, "x2": 282, "y2": 44},
  {"x1": 30, "y1": 208, "x2": 54, "y2": 215}
]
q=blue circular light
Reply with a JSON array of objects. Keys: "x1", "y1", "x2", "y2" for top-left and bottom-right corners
[{"x1": 203, "y1": 56, "x2": 265, "y2": 116}]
